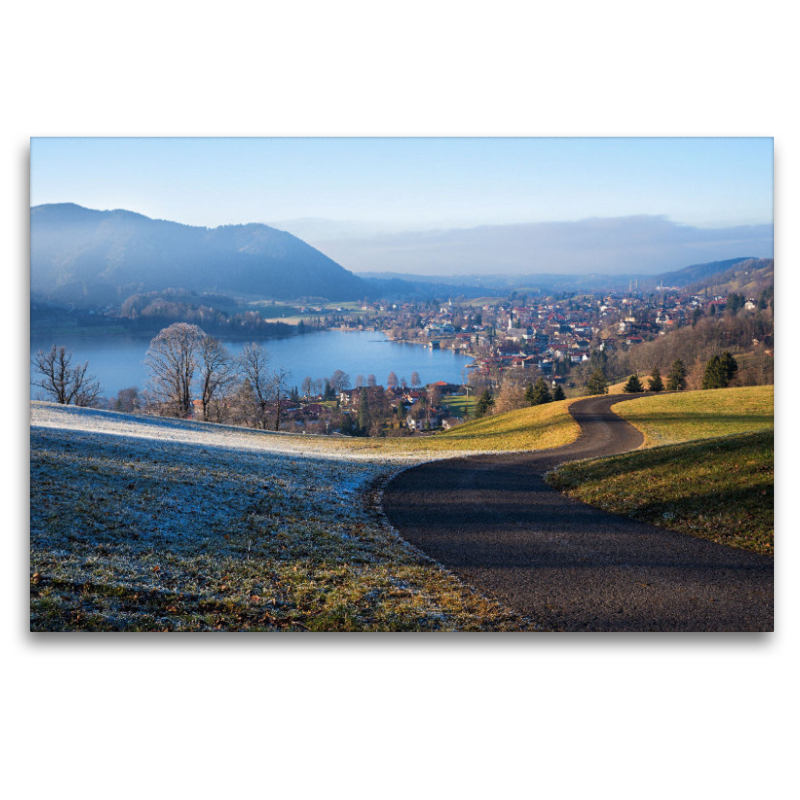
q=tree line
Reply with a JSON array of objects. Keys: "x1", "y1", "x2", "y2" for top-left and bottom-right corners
[
  {"x1": 30, "y1": 323, "x2": 757, "y2": 433},
  {"x1": 591, "y1": 308, "x2": 772, "y2": 390},
  {"x1": 469, "y1": 349, "x2": 741, "y2": 419},
  {"x1": 141, "y1": 323, "x2": 294, "y2": 428},
  {"x1": 31, "y1": 323, "x2": 293, "y2": 430},
  {"x1": 473, "y1": 376, "x2": 566, "y2": 418},
  {"x1": 31, "y1": 323, "x2": 438, "y2": 435},
  {"x1": 585, "y1": 351, "x2": 738, "y2": 395}
]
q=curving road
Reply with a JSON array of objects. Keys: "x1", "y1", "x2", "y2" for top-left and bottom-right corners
[{"x1": 382, "y1": 394, "x2": 774, "y2": 632}]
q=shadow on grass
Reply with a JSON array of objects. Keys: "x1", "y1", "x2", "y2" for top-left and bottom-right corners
[
  {"x1": 620, "y1": 411, "x2": 774, "y2": 427},
  {"x1": 558, "y1": 430, "x2": 774, "y2": 482}
]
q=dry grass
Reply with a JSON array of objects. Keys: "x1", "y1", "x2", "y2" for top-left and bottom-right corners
[
  {"x1": 342, "y1": 398, "x2": 581, "y2": 454},
  {"x1": 612, "y1": 385, "x2": 774, "y2": 447}
]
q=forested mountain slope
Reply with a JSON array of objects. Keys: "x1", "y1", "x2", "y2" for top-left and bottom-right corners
[{"x1": 31, "y1": 203, "x2": 370, "y2": 304}]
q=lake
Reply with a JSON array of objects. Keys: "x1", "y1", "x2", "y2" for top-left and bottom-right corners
[{"x1": 29, "y1": 329, "x2": 474, "y2": 399}]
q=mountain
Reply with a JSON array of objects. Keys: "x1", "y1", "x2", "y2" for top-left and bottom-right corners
[
  {"x1": 30, "y1": 204, "x2": 370, "y2": 305},
  {"x1": 650, "y1": 257, "x2": 760, "y2": 288},
  {"x1": 679, "y1": 258, "x2": 774, "y2": 296},
  {"x1": 358, "y1": 258, "x2": 767, "y2": 296}
]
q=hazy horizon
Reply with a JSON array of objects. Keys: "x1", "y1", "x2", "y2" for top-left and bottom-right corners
[
  {"x1": 31, "y1": 137, "x2": 773, "y2": 277},
  {"x1": 282, "y1": 215, "x2": 773, "y2": 277},
  {"x1": 30, "y1": 201, "x2": 774, "y2": 278}
]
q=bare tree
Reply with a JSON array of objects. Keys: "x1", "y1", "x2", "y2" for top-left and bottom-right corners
[
  {"x1": 494, "y1": 381, "x2": 526, "y2": 415},
  {"x1": 301, "y1": 376, "x2": 313, "y2": 397},
  {"x1": 270, "y1": 366, "x2": 291, "y2": 431},
  {"x1": 238, "y1": 342, "x2": 272, "y2": 429},
  {"x1": 32, "y1": 345, "x2": 101, "y2": 406},
  {"x1": 114, "y1": 386, "x2": 140, "y2": 413},
  {"x1": 367, "y1": 374, "x2": 377, "y2": 387},
  {"x1": 144, "y1": 323, "x2": 205, "y2": 418},
  {"x1": 354, "y1": 374, "x2": 364, "y2": 388},
  {"x1": 411, "y1": 371, "x2": 421, "y2": 388},
  {"x1": 387, "y1": 371, "x2": 399, "y2": 388},
  {"x1": 198, "y1": 335, "x2": 234, "y2": 422},
  {"x1": 329, "y1": 369, "x2": 351, "y2": 394},
  {"x1": 225, "y1": 378, "x2": 257, "y2": 427},
  {"x1": 427, "y1": 384, "x2": 442, "y2": 408}
]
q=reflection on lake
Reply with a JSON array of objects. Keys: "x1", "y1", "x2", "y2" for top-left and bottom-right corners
[{"x1": 29, "y1": 329, "x2": 473, "y2": 399}]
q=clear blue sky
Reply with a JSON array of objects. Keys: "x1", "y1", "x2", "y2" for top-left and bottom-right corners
[{"x1": 30, "y1": 137, "x2": 773, "y2": 231}]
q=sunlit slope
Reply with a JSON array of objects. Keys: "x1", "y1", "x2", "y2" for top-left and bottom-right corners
[
  {"x1": 548, "y1": 385, "x2": 775, "y2": 555},
  {"x1": 611, "y1": 385, "x2": 774, "y2": 447},
  {"x1": 31, "y1": 398, "x2": 580, "y2": 458},
  {"x1": 345, "y1": 398, "x2": 581, "y2": 454},
  {"x1": 548, "y1": 430, "x2": 774, "y2": 556}
]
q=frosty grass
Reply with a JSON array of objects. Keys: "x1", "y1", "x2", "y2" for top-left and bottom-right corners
[{"x1": 30, "y1": 403, "x2": 534, "y2": 631}]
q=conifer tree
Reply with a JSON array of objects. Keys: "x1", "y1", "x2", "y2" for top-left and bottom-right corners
[
  {"x1": 702, "y1": 352, "x2": 738, "y2": 389},
  {"x1": 552, "y1": 384, "x2": 566, "y2": 401},
  {"x1": 648, "y1": 367, "x2": 664, "y2": 392},
  {"x1": 702, "y1": 356, "x2": 725, "y2": 389},
  {"x1": 475, "y1": 389, "x2": 495, "y2": 417},
  {"x1": 666, "y1": 358, "x2": 687, "y2": 391},
  {"x1": 623, "y1": 373, "x2": 644, "y2": 393},
  {"x1": 530, "y1": 377, "x2": 552, "y2": 405},
  {"x1": 720, "y1": 351, "x2": 739, "y2": 385},
  {"x1": 585, "y1": 367, "x2": 608, "y2": 395},
  {"x1": 357, "y1": 387, "x2": 371, "y2": 434},
  {"x1": 524, "y1": 382, "x2": 535, "y2": 405}
]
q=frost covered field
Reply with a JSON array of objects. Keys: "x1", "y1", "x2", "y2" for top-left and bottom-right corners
[{"x1": 30, "y1": 403, "x2": 533, "y2": 631}]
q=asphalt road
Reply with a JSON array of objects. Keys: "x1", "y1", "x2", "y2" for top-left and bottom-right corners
[{"x1": 382, "y1": 394, "x2": 774, "y2": 632}]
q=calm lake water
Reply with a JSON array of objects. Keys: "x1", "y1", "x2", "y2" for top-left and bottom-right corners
[{"x1": 30, "y1": 329, "x2": 473, "y2": 399}]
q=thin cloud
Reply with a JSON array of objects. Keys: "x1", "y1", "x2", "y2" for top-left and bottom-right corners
[{"x1": 312, "y1": 216, "x2": 774, "y2": 276}]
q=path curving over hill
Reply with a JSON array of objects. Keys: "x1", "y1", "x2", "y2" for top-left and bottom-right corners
[{"x1": 382, "y1": 394, "x2": 773, "y2": 632}]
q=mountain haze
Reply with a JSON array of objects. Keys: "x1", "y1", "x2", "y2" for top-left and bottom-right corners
[
  {"x1": 357, "y1": 257, "x2": 765, "y2": 295},
  {"x1": 30, "y1": 204, "x2": 369, "y2": 304},
  {"x1": 313, "y1": 216, "x2": 773, "y2": 277},
  {"x1": 653, "y1": 257, "x2": 770, "y2": 287}
]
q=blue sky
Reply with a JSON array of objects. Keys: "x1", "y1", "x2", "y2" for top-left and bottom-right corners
[{"x1": 31, "y1": 137, "x2": 773, "y2": 231}]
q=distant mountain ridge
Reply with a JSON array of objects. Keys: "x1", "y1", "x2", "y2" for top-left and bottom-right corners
[
  {"x1": 680, "y1": 258, "x2": 774, "y2": 297},
  {"x1": 30, "y1": 203, "x2": 370, "y2": 304},
  {"x1": 30, "y1": 205, "x2": 769, "y2": 307},
  {"x1": 652, "y1": 257, "x2": 760, "y2": 287},
  {"x1": 358, "y1": 258, "x2": 765, "y2": 295}
]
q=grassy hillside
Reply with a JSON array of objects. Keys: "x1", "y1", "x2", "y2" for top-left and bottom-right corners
[
  {"x1": 439, "y1": 394, "x2": 477, "y2": 418},
  {"x1": 685, "y1": 257, "x2": 773, "y2": 298},
  {"x1": 32, "y1": 385, "x2": 775, "y2": 631},
  {"x1": 388, "y1": 398, "x2": 580, "y2": 453},
  {"x1": 281, "y1": 397, "x2": 580, "y2": 455},
  {"x1": 28, "y1": 395, "x2": 586, "y2": 631},
  {"x1": 547, "y1": 431, "x2": 774, "y2": 556},
  {"x1": 548, "y1": 385, "x2": 775, "y2": 555},
  {"x1": 607, "y1": 379, "x2": 630, "y2": 395},
  {"x1": 612, "y1": 385, "x2": 774, "y2": 447},
  {"x1": 30, "y1": 407, "x2": 537, "y2": 632}
]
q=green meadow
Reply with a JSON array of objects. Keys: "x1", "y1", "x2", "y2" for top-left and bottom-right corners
[{"x1": 548, "y1": 386, "x2": 775, "y2": 555}]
